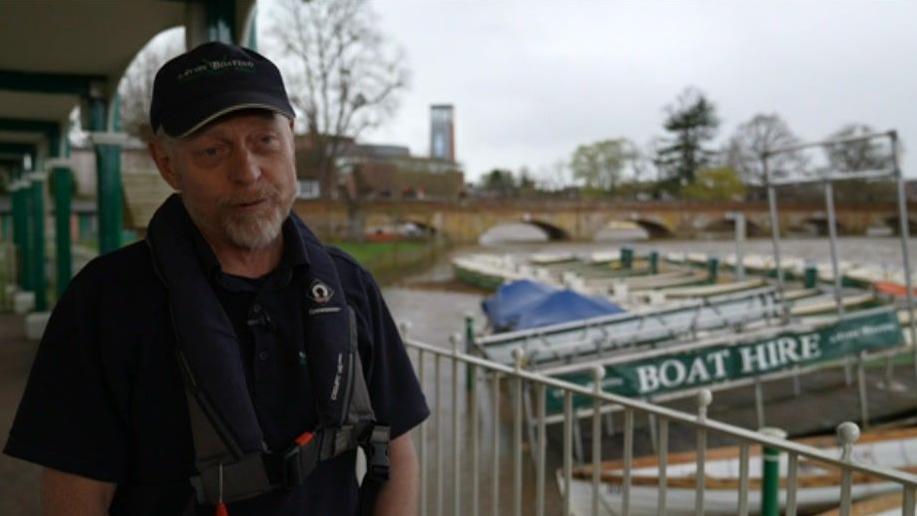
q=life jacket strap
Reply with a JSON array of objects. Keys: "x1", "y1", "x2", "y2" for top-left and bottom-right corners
[
  {"x1": 190, "y1": 452, "x2": 272, "y2": 505},
  {"x1": 280, "y1": 422, "x2": 391, "y2": 491}
]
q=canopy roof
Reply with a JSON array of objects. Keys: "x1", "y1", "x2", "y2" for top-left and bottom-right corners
[{"x1": 0, "y1": 0, "x2": 255, "y2": 161}]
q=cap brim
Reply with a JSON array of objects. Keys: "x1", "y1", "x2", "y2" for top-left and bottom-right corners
[{"x1": 162, "y1": 90, "x2": 295, "y2": 138}]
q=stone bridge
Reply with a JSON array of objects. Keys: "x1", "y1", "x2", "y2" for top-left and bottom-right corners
[{"x1": 293, "y1": 199, "x2": 917, "y2": 243}]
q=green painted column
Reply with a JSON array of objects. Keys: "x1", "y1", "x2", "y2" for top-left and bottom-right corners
[
  {"x1": 88, "y1": 97, "x2": 124, "y2": 254},
  {"x1": 29, "y1": 172, "x2": 47, "y2": 311},
  {"x1": 51, "y1": 164, "x2": 73, "y2": 296},
  {"x1": 10, "y1": 178, "x2": 28, "y2": 289},
  {"x1": 12, "y1": 176, "x2": 33, "y2": 291},
  {"x1": 1, "y1": 214, "x2": 11, "y2": 241},
  {"x1": 206, "y1": 0, "x2": 237, "y2": 43},
  {"x1": 649, "y1": 250, "x2": 659, "y2": 274}
]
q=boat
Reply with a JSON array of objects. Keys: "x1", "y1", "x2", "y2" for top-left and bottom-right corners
[
  {"x1": 481, "y1": 279, "x2": 624, "y2": 333},
  {"x1": 475, "y1": 286, "x2": 785, "y2": 368},
  {"x1": 560, "y1": 426, "x2": 917, "y2": 516}
]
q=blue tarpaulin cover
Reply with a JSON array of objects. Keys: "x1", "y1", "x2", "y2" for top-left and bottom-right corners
[{"x1": 482, "y1": 279, "x2": 625, "y2": 332}]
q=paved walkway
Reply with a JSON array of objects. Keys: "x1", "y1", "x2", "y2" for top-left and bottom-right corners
[{"x1": 0, "y1": 314, "x2": 40, "y2": 515}]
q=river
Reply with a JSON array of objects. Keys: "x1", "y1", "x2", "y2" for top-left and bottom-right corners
[{"x1": 379, "y1": 227, "x2": 917, "y2": 515}]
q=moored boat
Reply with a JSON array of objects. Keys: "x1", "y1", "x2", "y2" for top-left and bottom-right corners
[{"x1": 561, "y1": 426, "x2": 917, "y2": 516}]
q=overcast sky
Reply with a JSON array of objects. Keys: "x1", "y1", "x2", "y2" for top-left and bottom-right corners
[{"x1": 261, "y1": 1, "x2": 917, "y2": 183}]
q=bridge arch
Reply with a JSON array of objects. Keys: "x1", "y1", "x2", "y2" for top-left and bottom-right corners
[
  {"x1": 478, "y1": 219, "x2": 569, "y2": 244},
  {"x1": 527, "y1": 219, "x2": 569, "y2": 240},
  {"x1": 631, "y1": 218, "x2": 674, "y2": 239},
  {"x1": 700, "y1": 217, "x2": 766, "y2": 237},
  {"x1": 882, "y1": 216, "x2": 917, "y2": 236},
  {"x1": 796, "y1": 216, "x2": 848, "y2": 236}
]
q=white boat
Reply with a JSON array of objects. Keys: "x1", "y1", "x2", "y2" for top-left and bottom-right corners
[
  {"x1": 560, "y1": 427, "x2": 917, "y2": 516},
  {"x1": 659, "y1": 278, "x2": 768, "y2": 299}
]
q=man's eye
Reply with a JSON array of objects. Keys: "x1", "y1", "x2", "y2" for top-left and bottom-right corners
[{"x1": 195, "y1": 146, "x2": 225, "y2": 160}]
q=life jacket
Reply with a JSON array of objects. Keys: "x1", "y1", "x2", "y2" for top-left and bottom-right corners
[{"x1": 146, "y1": 195, "x2": 390, "y2": 514}]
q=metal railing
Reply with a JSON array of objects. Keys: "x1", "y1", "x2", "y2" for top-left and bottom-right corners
[{"x1": 403, "y1": 325, "x2": 917, "y2": 516}]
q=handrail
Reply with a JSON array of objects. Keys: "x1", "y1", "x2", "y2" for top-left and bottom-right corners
[{"x1": 405, "y1": 336, "x2": 917, "y2": 487}]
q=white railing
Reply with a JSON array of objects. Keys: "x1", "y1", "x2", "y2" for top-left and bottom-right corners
[{"x1": 403, "y1": 326, "x2": 917, "y2": 516}]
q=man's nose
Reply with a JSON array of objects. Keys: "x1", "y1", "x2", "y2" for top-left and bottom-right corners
[{"x1": 229, "y1": 147, "x2": 262, "y2": 184}]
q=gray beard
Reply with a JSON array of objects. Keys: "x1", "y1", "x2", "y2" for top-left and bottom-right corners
[{"x1": 222, "y1": 204, "x2": 287, "y2": 250}]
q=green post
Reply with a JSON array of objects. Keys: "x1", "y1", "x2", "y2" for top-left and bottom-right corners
[
  {"x1": 52, "y1": 165, "x2": 73, "y2": 296},
  {"x1": 759, "y1": 427, "x2": 786, "y2": 516},
  {"x1": 707, "y1": 257, "x2": 719, "y2": 283},
  {"x1": 464, "y1": 312, "x2": 475, "y2": 392},
  {"x1": 29, "y1": 172, "x2": 47, "y2": 311},
  {"x1": 13, "y1": 174, "x2": 35, "y2": 292},
  {"x1": 88, "y1": 97, "x2": 124, "y2": 254},
  {"x1": 1, "y1": 214, "x2": 10, "y2": 241},
  {"x1": 10, "y1": 177, "x2": 29, "y2": 289},
  {"x1": 804, "y1": 263, "x2": 818, "y2": 289},
  {"x1": 649, "y1": 251, "x2": 659, "y2": 274},
  {"x1": 621, "y1": 247, "x2": 633, "y2": 269}
]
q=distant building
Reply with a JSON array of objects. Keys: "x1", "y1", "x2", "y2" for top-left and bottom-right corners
[
  {"x1": 294, "y1": 132, "x2": 465, "y2": 201},
  {"x1": 430, "y1": 105, "x2": 455, "y2": 162}
]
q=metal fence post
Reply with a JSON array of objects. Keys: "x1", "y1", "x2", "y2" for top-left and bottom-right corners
[
  {"x1": 763, "y1": 152, "x2": 789, "y2": 322},
  {"x1": 563, "y1": 391, "x2": 573, "y2": 516},
  {"x1": 491, "y1": 371, "x2": 501, "y2": 516},
  {"x1": 856, "y1": 352, "x2": 870, "y2": 429},
  {"x1": 451, "y1": 333, "x2": 462, "y2": 516},
  {"x1": 465, "y1": 312, "x2": 476, "y2": 392},
  {"x1": 732, "y1": 212, "x2": 746, "y2": 281},
  {"x1": 890, "y1": 131, "x2": 917, "y2": 379},
  {"x1": 592, "y1": 365, "x2": 605, "y2": 516},
  {"x1": 695, "y1": 389, "x2": 712, "y2": 516},
  {"x1": 837, "y1": 422, "x2": 861, "y2": 516},
  {"x1": 759, "y1": 427, "x2": 787, "y2": 516},
  {"x1": 512, "y1": 348, "x2": 524, "y2": 516},
  {"x1": 435, "y1": 353, "x2": 443, "y2": 516}
]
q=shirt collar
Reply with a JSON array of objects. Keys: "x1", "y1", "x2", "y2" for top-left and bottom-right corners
[{"x1": 186, "y1": 215, "x2": 312, "y2": 293}]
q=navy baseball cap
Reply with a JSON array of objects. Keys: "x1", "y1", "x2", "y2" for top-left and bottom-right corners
[{"x1": 149, "y1": 42, "x2": 295, "y2": 138}]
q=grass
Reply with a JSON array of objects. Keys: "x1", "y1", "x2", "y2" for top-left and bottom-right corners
[
  {"x1": 330, "y1": 239, "x2": 444, "y2": 283},
  {"x1": 331, "y1": 240, "x2": 425, "y2": 265}
]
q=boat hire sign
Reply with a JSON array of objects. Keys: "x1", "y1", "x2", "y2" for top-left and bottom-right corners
[{"x1": 548, "y1": 309, "x2": 903, "y2": 413}]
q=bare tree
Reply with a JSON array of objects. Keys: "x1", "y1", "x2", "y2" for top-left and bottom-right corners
[
  {"x1": 267, "y1": 0, "x2": 409, "y2": 202},
  {"x1": 118, "y1": 32, "x2": 184, "y2": 141},
  {"x1": 823, "y1": 123, "x2": 894, "y2": 173},
  {"x1": 724, "y1": 113, "x2": 807, "y2": 185}
]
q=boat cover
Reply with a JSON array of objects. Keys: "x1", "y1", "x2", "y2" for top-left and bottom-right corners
[{"x1": 482, "y1": 279, "x2": 624, "y2": 332}]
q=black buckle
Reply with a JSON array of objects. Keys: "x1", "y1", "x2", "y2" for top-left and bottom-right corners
[
  {"x1": 282, "y1": 446, "x2": 303, "y2": 489},
  {"x1": 281, "y1": 432, "x2": 321, "y2": 490},
  {"x1": 363, "y1": 426, "x2": 391, "y2": 481}
]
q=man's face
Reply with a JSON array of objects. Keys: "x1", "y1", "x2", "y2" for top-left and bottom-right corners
[{"x1": 150, "y1": 111, "x2": 298, "y2": 250}]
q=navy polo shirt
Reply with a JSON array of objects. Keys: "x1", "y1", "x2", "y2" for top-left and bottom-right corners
[{"x1": 4, "y1": 216, "x2": 429, "y2": 515}]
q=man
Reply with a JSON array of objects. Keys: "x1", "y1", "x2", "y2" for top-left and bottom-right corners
[{"x1": 4, "y1": 42, "x2": 428, "y2": 516}]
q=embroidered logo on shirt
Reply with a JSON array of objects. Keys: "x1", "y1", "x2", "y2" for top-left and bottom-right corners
[{"x1": 308, "y1": 280, "x2": 334, "y2": 305}]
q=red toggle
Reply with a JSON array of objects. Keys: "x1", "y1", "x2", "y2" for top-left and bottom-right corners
[{"x1": 294, "y1": 431, "x2": 314, "y2": 446}]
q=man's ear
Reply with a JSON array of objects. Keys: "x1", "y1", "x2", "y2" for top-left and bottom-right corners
[{"x1": 148, "y1": 140, "x2": 181, "y2": 191}]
